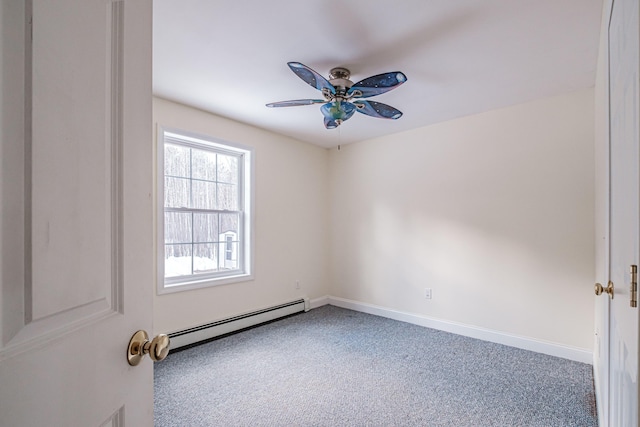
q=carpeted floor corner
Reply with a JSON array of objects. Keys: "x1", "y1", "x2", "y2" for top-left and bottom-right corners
[{"x1": 154, "y1": 305, "x2": 598, "y2": 427}]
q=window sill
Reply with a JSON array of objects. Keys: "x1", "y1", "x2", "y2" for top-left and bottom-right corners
[{"x1": 157, "y1": 272, "x2": 254, "y2": 295}]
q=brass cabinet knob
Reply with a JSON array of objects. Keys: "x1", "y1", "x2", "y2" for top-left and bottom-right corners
[
  {"x1": 127, "y1": 330, "x2": 170, "y2": 366},
  {"x1": 595, "y1": 281, "x2": 614, "y2": 299}
]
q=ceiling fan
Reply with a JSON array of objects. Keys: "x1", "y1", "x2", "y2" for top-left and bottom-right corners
[{"x1": 266, "y1": 62, "x2": 407, "y2": 129}]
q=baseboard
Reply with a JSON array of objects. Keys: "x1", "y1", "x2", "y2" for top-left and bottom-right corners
[
  {"x1": 313, "y1": 295, "x2": 592, "y2": 364},
  {"x1": 309, "y1": 295, "x2": 330, "y2": 309}
]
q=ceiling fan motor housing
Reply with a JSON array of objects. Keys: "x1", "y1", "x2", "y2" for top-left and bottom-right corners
[
  {"x1": 329, "y1": 67, "x2": 353, "y2": 95},
  {"x1": 329, "y1": 67, "x2": 351, "y2": 80}
]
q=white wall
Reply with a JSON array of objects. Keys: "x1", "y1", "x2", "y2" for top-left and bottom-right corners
[
  {"x1": 329, "y1": 89, "x2": 595, "y2": 351},
  {"x1": 154, "y1": 90, "x2": 596, "y2": 354},
  {"x1": 153, "y1": 97, "x2": 329, "y2": 334}
]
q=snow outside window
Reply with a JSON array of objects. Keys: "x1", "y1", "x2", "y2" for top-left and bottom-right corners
[{"x1": 158, "y1": 128, "x2": 253, "y2": 293}]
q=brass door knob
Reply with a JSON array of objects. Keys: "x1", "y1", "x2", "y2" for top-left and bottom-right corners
[
  {"x1": 595, "y1": 281, "x2": 614, "y2": 299},
  {"x1": 127, "y1": 330, "x2": 170, "y2": 366}
]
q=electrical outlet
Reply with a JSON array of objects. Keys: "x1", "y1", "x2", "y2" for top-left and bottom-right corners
[
  {"x1": 424, "y1": 288, "x2": 432, "y2": 299},
  {"x1": 295, "y1": 280, "x2": 301, "y2": 290}
]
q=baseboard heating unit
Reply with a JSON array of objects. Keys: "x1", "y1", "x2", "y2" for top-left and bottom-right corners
[{"x1": 168, "y1": 298, "x2": 310, "y2": 350}]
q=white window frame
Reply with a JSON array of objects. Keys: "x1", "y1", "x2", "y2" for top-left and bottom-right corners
[{"x1": 157, "y1": 127, "x2": 254, "y2": 294}]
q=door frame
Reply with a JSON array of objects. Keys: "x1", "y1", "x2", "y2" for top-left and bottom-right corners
[{"x1": 594, "y1": 0, "x2": 614, "y2": 423}]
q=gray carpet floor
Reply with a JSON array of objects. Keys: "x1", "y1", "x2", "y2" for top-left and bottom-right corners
[{"x1": 154, "y1": 305, "x2": 598, "y2": 427}]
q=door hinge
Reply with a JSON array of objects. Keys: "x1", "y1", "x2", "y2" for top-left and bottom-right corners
[{"x1": 630, "y1": 265, "x2": 637, "y2": 308}]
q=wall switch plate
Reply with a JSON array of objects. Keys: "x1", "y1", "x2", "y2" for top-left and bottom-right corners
[{"x1": 424, "y1": 288, "x2": 432, "y2": 299}]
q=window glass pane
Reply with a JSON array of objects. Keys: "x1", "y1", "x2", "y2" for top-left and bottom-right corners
[
  {"x1": 193, "y1": 244, "x2": 218, "y2": 274},
  {"x1": 217, "y1": 154, "x2": 238, "y2": 184},
  {"x1": 193, "y1": 213, "x2": 219, "y2": 243},
  {"x1": 164, "y1": 144, "x2": 190, "y2": 178},
  {"x1": 192, "y1": 180, "x2": 216, "y2": 210},
  {"x1": 165, "y1": 176, "x2": 190, "y2": 208},
  {"x1": 165, "y1": 212, "x2": 192, "y2": 244},
  {"x1": 192, "y1": 148, "x2": 216, "y2": 181},
  {"x1": 217, "y1": 183, "x2": 238, "y2": 210},
  {"x1": 220, "y1": 213, "x2": 239, "y2": 236},
  {"x1": 165, "y1": 244, "x2": 192, "y2": 277}
]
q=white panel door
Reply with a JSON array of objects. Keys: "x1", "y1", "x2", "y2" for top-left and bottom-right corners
[
  {"x1": 608, "y1": 0, "x2": 640, "y2": 425},
  {"x1": 0, "y1": 0, "x2": 154, "y2": 425}
]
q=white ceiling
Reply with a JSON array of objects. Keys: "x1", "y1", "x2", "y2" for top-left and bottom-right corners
[{"x1": 153, "y1": 0, "x2": 603, "y2": 148}]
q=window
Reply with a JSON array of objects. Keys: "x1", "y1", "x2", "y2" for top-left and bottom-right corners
[{"x1": 158, "y1": 128, "x2": 253, "y2": 293}]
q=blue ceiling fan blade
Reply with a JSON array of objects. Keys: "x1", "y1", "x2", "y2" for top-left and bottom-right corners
[
  {"x1": 354, "y1": 100, "x2": 403, "y2": 119},
  {"x1": 288, "y1": 62, "x2": 336, "y2": 94},
  {"x1": 266, "y1": 99, "x2": 326, "y2": 107},
  {"x1": 347, "y1": 72, "x2": 407, "y2": 98},
  {"x1": 320, "y1": 101, "x2": 356, "y2": 129}
]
